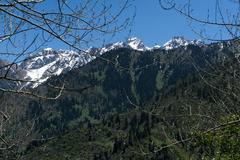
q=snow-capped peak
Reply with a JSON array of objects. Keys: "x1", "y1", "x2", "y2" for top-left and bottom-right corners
[
  {"x1": 99, "y1": 42, "x2": 124, "y2": 54},
  {"x1": 43, "y1": 47, "x2": 54, "y2": 51},
  {"x1": 127, "y1": 37, "x2": 146, "y2": 51},
  {"x1": 20, "y1": 49, "x2": 94, "y2": 88},
  {"x1": 99, "y1": 37, "x2": 147, "y2": 54},
  {"x1": 163, "y1": 36, "x2": 202, "y2": 50}
]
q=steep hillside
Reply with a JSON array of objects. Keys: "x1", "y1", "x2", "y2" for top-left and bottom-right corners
[{"x1": 1, "y1": 40, "x2": 240, "y2": 159}]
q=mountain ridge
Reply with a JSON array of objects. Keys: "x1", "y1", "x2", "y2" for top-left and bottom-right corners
[{"x1": 1, "y1": 36, "x2": 203, "y2": 88}]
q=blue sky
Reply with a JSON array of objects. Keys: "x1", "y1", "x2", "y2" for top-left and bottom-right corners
[
  {"x1": 0, "y1": 0, "x2": 238, "y2": 61},
  {"x1": 129, "y1": 0, "x2": 238, "y2": 46},
  {"x1": 129, "y1": 0, "x2": 197, "y2": 46},
  {"x1": 94, "y1": 0, "x2": 207, "y2": 46},
  {"x1": 71, "y1": 0, "x2": 238, "y2": 47}
]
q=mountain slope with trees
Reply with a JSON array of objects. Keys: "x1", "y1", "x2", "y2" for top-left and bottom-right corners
[{"x1": 1, "y1": 40, "x2": 239, "y2": 159}]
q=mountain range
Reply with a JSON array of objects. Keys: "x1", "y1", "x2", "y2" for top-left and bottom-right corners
[
  {"x1": 0, "y1": 36, "x2": 239, "y2": 160},
  {"x1": 0, "y1": 36, "x2": 202, "y2": 89}
]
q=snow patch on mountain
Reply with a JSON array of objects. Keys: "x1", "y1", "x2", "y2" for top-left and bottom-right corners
[
  {"x1": 127, "y1": 37, "x2": 146, "y2": 51},
  {"x1": 20, "y1": 49, "x2": 94, "y2": 88},
  {"x1": 163, "y1": 36, "x2": 203, "y2": 50},
  {"x1": 99, "y1": 42, "x2": 124, "y2": 54}
]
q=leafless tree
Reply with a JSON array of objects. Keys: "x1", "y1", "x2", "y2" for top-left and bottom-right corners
[
  {"x1": 0, "y1": 0, "x2": 134, "y2": 158},
  {"x1": 159, "y1": 0, "x2": 240, "y2": 41},
  {"x1": 158, "y1": 0, "x2": 240, "y2": 115},
  {"x1": 0, "y1": 0, "x2": 134, "y2": 98},
  {"x1": 150, "y1": 0, "x2": 240, "y2": 157}
]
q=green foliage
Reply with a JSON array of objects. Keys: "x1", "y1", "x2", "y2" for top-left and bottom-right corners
[
  {"x1": 24, "y1": 111, "x2": 183, "y2": 160},
  {"x1": 4, "y1": 43, "x2": 240, "y2": 159},
  {"x1": 192, "y1": 115, "x2": 240, "y2": 160}
]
